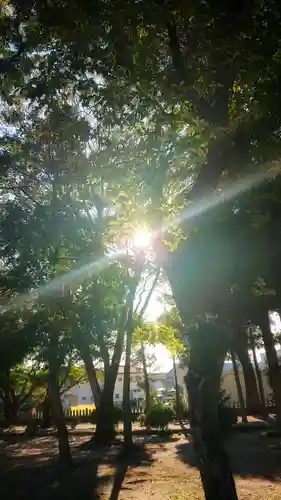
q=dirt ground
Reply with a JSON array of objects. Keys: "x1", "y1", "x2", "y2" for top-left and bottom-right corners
[
  {"x1": 1, "y1": 428, "x2": 281, "y2": 500},
  {"x1": 95, "y1": 433, "x2": 281, "y2": 500}
]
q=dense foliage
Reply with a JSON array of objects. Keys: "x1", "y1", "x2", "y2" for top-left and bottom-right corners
[
  {"x1": 145, "y1": 403, "x2": 175, "y2": 431},
  {"x1": 2, "y1": 1, "x2": 281, "y2": 496}
]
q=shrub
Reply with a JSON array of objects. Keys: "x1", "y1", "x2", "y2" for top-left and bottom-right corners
[
  {"x1": 145, "y1": 403, "x2": 175, "y2": 431},
  {"x1": 89, "y1": 405, "x2": 123, "y2": 427},
  {"x1": 218, "y1": 406, "x2": 237, "y2": 431},
  {"x1": 25, "y1": 422, "x2": 37, "y2": 436},
  {"x1": 138, "y1": 412, "x2": 146, "y2": 427},
  {"x1": 171, "y1": 397, "x2": 190, "y2": 420},
  {"x1": 218, "y1": 387, "x2": 237, "y2": 431}
]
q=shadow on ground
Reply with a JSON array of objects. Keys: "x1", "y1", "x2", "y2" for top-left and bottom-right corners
[
  {"x1": 109, "y1": 445, "x2": 154, "y2": 500},
  {"x1": 176, "y1": 430, "x2": 281, "y2": 482},
  {"x1": 47, "y1": 443, "x2": 154, "y2": 500}
]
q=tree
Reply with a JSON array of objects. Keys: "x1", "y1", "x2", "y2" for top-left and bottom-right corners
[
  {"x1": 229, "y1": 351, "x2": 247, "y2": 424},
  {"x1": 256, "y1": 309, "x2": 281, "y2": 426},
  {"x1": 232, "y1": 329, "x2": 261, "y2": 415},
  {"x1": 157, "y1": 307, "x2": 186, "y2": 422},
  {"x1": 3, "y1": 2, "x2": 281, "y2": 497},
  {"x1": 122, "y1": 261, "x2": 142, "y2": 449},
  {"x1": 248, "y1": 324, "x2": 267, "y2": 419},
  {"x1": 0, "y1": 96, "x2": 102, "y2": 466},
  {"x1": 132, "y1": 268, "x2": 161, "y2": 418}
]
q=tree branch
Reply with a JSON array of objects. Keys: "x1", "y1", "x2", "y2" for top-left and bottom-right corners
[{"x1": 166, "y1": 19, "x2": 212, "y2": 122}]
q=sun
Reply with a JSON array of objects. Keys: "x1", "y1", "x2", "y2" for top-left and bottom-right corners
[{"x1": 134, "y1": 230, "x2": 152, "y2": 248}]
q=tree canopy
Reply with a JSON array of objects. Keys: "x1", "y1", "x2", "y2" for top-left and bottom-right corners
[{"x1": 2, "y1": 1, "x2": 281, "y2": 496}]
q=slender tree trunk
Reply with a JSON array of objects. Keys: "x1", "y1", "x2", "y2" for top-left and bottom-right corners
[
  {"x1": 41, "y1": 388, "x2": 51, "y2": 428},
  {"x1": 95, "y1": 305, "x2": 130, "y2": 445},
  {"x1": 1, "y1": 371, "x2": 18, "y2": 424},
  {"x1": 121, "y1": 263, "x2": 143, "y2": 449},
  {"x1": 230, "y1": 350, "x2": 247, "y2": 424},
  {"x1": 250, "y1": 338, "x2": 267, "y2": 420},
  {"x1": 140, "y1": 341, "x2": 151, "y2": 416},
  {"x1": 123, "y1": 270, "x2": 141, "y2": 449},
  {"x1": 123, "y1": 325, "x2": 133, "y2": 448},
  {"x1": 95, "y1": 372, "x2": 116, "y2": 445},
  {"x1": 234, "y1": 331, "x2": 260, "y2": 413},
  {"x1": 258, "y1": 310, "x2": 281, "y2": 427},
  {"x1": 186, "y1": 324, "x2": 238, "y2": 500},
  {"x1": 48, "y1": 349, "x2": 72, "y2": 472},
  {"x1": 81, "y1": 346, "x2": 101, "y2": 409},
  {"x1": 173, "y1": 357, "x2": 182, "y2": 423},
  {"x1": 3, "y1": 389, "x2": 18, "y2": 424},
  {"x1": 137, "y1": 268, "x2": 160, "y2": 418}
]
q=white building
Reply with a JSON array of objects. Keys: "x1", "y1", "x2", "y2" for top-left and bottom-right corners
[
  {"x1": 62, "y1": 365, "x2": 146, "y2": 407},
  {"x1": 113, "y1": 365, "x2": 144, "y2": 405},
  {"x1": 62, "y1": 364, "x2": 183, "y2": 408},
  {"x1": 62, "y1": 350, "x2": 280, "y2": 410}
]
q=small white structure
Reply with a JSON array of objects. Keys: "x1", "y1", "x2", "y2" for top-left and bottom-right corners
[{"x1": 113, "y1": 365, "x2": 145, "y2": 405}]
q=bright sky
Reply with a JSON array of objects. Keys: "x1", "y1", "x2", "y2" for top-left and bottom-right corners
[{"x1": 133, "y1": 231, "x2": 281, "y2": 374}]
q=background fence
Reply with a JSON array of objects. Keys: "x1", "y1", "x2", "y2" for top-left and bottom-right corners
[
  {"x1": 223, "y1": 398, "x2": 276, "y2": 416},
  {"x1": 0, "y1": 399, "x2": 277, "y2": 427},
  {"x1": 0, "y1": 406, "x2": 143, "y2": 427}
]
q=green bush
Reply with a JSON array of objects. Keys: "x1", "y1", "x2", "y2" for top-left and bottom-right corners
[
  {"x1": 171, "y1": 397, "x2": 190, "y2": 420},
  {"x1": 25, "y1": 422, "x2": 37, "y2": 436},
  {"x1": 218, "y1": 387, "x2": 237, "y2": 431},
  {"x1": 145, "y1": 403, "x2": 175, "y2": 431},
  {"x1": 138, "y1": 412, "x2": 146, "y2": 427},
  {"x1": 218, "y1": 406, "x2": 237, "y2": 431},
  {"x1": 89, "y1": 405, "x2": 123, "y2": 427}
]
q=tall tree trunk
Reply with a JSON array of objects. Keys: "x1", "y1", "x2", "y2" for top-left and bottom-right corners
[
  {"x1": 81, "y1": 346, "x2": 101, "y2": 409},
  {"x1": 140, "y1": 341, "x2": 151, "y2": 416},
  {"x1": 3, "y1": 389, "x2": 18, "y2": 424},
  {"x1": 95, "y1": 322, "x2": 128, "y2": 445},
  {"x1": 258, "y1": 310, "x2": 281, "y2": 427},
  {"x1": 123, "y1": 269, "x2": 141, "y2": 450},
  {"x1": 95, "y1": 372, "x2": 116, "y2": 445},
  {"x1": 173, "y1": 357, "x2": 182, "y2": 422},
  {"x1": 249, "y1": 333, "x2": 267, "y2": 420},
  {"x1": 162, "y1": 245, "x2": 238, "y2": 499},
  {"x1": 123, "y1": 321, "x2": 133, "y2": 449},
  {"x1": 234, "y1": 331, "x2": 261, "y2": 413},
  {"x1": 137, "y1": 268, "x2": 160, "y2": 418},
  {"x1": 41, "y1": 388, "x2": 51, "y2": 428},
  {"x1": 48, "y1": 348, "x2": 72, "y2": 472},
  {"x1": 186, "y1": 323, "x2": 238, "y2": 500},
  {"x1": 230, "y1": 350, "x2": 247, "y2": 424},
  {"x1": 1, "y1": 371, "x2": 18, "y2": 424}
]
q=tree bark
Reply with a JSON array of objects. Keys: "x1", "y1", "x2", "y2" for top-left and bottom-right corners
[
  {"x1": 41, "y1": 389, "x2": 51, "y2": 428},
  {"x1": 2, "y1": 388, "x2": 18, "y2": 424},
  {"x1": 94, "y1": 309, "x2": 128, "y2": 445},
  {"x1": 230, "y1": 350, "x2": 247, "y2": 424},
  {"x1": 48, "y1": 350, "x2": 72, "y2": 472},
  {"x1": 258, "y1": 310, "x2": 281, "y2": 427},
  {"x1": 123, "y1": 269, "x2": 141, "y2": 450},
  {"x1": 137, "y1": 269, "x2": 160, "y2": 419},
  {"x1": 161, "y1": 241, "x2": 238, "y2": 499},
  {"x1": 123, "y1": 312, "x2": 133, "y2": 449},
  {"x1": 95, "y1": 372, "x2": 116, "y2": 445},
  {"x1": 249, "y1": 333, "x2": 267, "y2": 420},
  {"x1": 81, "y1": 346, "x2": 101, "y2": 409},
  {"x1": 140, "y1": 341, "x2": 151, "y2": 416},
  {"x1": 186, "y1": 323, "x2": 238, "y2": 500},
  {"x1": 234, "y1": 331, "x2": 261, "y2": 413},
  {"x1": 173, "y1": 357, "x2": 182, "y2": 422}
]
